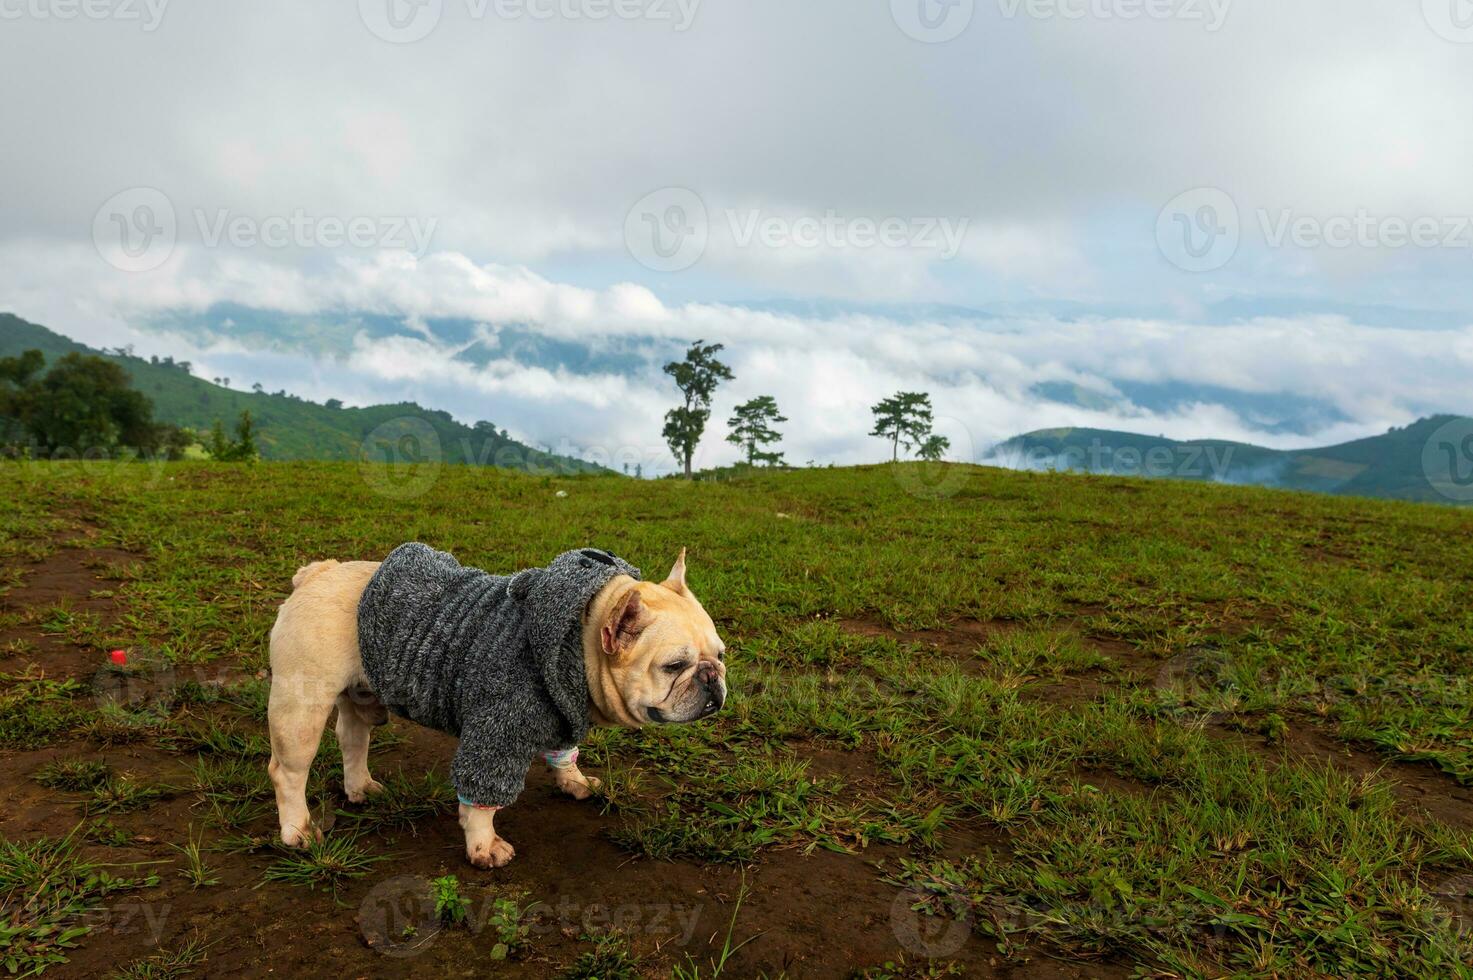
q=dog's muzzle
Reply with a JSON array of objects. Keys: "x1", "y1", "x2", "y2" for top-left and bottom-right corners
[{"x1": 647, "y1": 662, "x2": 726, "y2": 723}]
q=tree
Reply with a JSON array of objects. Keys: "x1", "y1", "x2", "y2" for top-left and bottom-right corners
[
  {"x1": 870, "y1": 391, "x2": 935, "y2": 462},
  {"x1": 917, "y1": 433, "x2": 950, "y2": 462},
  {"x1": 16, "y1": 353, "x2": 157, "y2": 456},
  {"x1": 233, "y1": 410, "x2": 259, "y2": 460},
  {"x1": 662, "y1": 340, "x2": 733, "y2": 478},
  {"x1": 160, "y1": 425, "x2": 194, "y2": 461},
  {"x1": 325, "y1": 398, "x2": 343, "y2": 410},
  {"x1": 726, "y1": 396, "x2": 788, "y2": 466},
  {"x1": 0, "y1": 350, "x2": 46, "y2": 451},
  {"x1": 206, "y1": 419, "x2": 232, "y2": 460},
  {"x1": 205, "y1": 410, "x2": 260, "y2": 462}
]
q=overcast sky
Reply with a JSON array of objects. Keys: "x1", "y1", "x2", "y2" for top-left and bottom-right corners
[{"x1": 2, "y1": 0, "x2": 1471, "y2": 471}]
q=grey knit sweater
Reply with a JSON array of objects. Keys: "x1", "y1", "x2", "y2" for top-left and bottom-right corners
[{"x1": 357, "y1": 543, "x2": 640, "y2": 808}]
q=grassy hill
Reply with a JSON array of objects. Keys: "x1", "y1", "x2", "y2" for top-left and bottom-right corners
[
  {"x1": 2, "y1": 460, "x2": 1472, "y2": 975},
  {"x1": 990, "y1": 418, "x2": 1473, "y2": 504},
  {"x1": 0, "y1": 312, "x2": 603, "y2": 473}
]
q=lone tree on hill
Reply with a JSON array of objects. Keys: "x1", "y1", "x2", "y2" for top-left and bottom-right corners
[
  {"x1": 662, "y1": 340, "x2": 733, "y2": 478},
  {"x1": 727, "y1": 395, "x2": 787, "y2": 466},
  {"x1": 870, "y1": 391, "x2": 936, "y2": 462}
]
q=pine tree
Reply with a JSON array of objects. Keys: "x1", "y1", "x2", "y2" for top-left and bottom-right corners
[
  {"x1": 869, "y1": 392, "x2": 935, "y2": 462},
  {"x1": 726, "y1": 396, "x2": 788, "y2": 466},
  {"x1": 662, "y1": 341, "x2": 734, "y2": 478}
]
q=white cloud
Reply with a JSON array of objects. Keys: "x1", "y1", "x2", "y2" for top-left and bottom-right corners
[{"x1": 2, "y1": 244, "x2": 1465, "y2": 476}]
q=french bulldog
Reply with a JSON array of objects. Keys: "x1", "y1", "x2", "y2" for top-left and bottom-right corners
[{"x1": 266, "y1": 546, "x2": 726, "y2": 868}]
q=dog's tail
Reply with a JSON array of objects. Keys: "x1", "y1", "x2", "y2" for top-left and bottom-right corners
[{"x1": 291, "y1": 560, "x2": 340, "y2": 590}]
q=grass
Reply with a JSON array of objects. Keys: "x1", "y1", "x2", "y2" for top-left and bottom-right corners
[
  {"x1": 85, "y1": 775, "x2": 167, "y2": 814},
  {"x1": 0, "y1": 670, "x2": 84, "y2": 749},
  {"x1": 564, "y1": 931, "x2": 645, "y2": 979},
  {"x1": 261, "y1": 833, "x2": 386, "y2": 894},
  {"x1": 33, "y1": 759, "x2": 110, "y2": 792},
  {"x1": 111, "y1": 933, "x2": 211, "y2": 979},
  {"x1": 671, "y1": 876, "x2": 760, "y2": 979},
  {"x1": 169, "y1": 828, "x2": 220, "y2": 888},
  {"x1": 3, "y1": 459, "x2": 1473, "y2": 975},
  {"x1": 333, "y1": 770, "x2": 456, "y2": 834},
  {"x1": 0, "y1": 828, "x2": 159, "y2": 977}
]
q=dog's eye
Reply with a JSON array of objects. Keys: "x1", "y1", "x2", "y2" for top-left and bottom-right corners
[{"x1": 663, "y1": 661, "x2": 688, "y2": 674}]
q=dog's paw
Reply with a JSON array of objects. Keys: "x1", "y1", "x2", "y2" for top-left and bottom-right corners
[
  {"x1": 555, "y1": 770, "x2": 602, "y2": 801},
  {"x1": 467, "y1": 836, "x2": 515, "y2": 869},
  {"x1": 345, "y1": 778, "x2": 385, "y2": 804},
  {"x1": 281, "y1": 820, "x2": 323, "y2": 848}
]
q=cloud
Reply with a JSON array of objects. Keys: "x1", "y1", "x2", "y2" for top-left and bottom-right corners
[
  {"x1": 2, "y1": 3, "x2": 1470, "y2": 470},
  {"x1": 2, "y1": 244, "x2": 1466, "y2": 475},
  {"x1": 2, "y1": 1, "x2": 1472, "y2": 307}
]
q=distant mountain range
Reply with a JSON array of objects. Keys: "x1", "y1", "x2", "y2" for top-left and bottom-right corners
[
  {"x1": 0, "y1": 314, "x2": 603, "y2": 474},
  {"x1": 988, "y1": 420, "x2": 1473, "y2": 505}
]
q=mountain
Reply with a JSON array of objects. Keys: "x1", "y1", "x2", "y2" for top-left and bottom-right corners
[
  {"x1": 0, "y1": 313, "x2": 604, "y2": 474},
  {"x1": 987, "y1": 420, "x2": 1473, "y2": 504}
]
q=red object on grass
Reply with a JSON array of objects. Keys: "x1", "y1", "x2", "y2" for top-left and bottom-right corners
[{"x1": 109, "y1": 650, "x2": 127, "y2": 666}]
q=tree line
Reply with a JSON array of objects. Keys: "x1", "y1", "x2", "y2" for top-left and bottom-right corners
[
  {"x1": 661, "y1": 340, "x2": 949, "y2": 478},
  {"x1": 1, "y1": 341, "x2": 954, "y2": 476},
  {"x1": 0, "y1": 348, "x2": 257, "y2": 462}
]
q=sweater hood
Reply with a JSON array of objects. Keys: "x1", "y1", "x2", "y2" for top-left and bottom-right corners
[{"x1": 508, "y1": 548, "x2": 641, "y2": 741}]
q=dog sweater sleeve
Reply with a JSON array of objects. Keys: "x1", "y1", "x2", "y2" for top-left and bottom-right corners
[{"x1": 450, "y1": 710, "x2": 539, "y2": 808}]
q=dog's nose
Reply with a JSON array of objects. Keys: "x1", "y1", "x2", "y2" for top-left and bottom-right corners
[{"x1": 696, "y1": 661, "x2": 719, "y2": 685}]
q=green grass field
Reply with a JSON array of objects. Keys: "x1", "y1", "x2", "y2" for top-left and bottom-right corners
[{"x1": 2, "y1": 458, "x2": 1472, "y2": 977}]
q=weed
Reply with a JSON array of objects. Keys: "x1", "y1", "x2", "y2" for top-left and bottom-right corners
[
  {"x1": 431, "y1": 874, "x2": 470, "y2": 926},
  {"x1": 34, "y1": 758, "x2": 110, "y2": 792},
  {"x1": 112, "y1": 932, "x2": 212, "y2": 979},
  {"x1": 84, "y1": 818, "x2": 133, "y2": 847},
  {"x1": 564, "y1": 931, "x2": 643, "y2": 979},
  {"x1": 482, "y1": 894, "x2": 536, "y2": 961},
  {"x1": 170, "y1": 828, "x2": 220, "y2": 888},
  {"x1": 86, "y1": 774, "x2": 165, "y2": 814},
  {"x1": 334, "y1": 770, "x2": 454, "y2": 834},
  {"x1": 261, "y1": 833, "x2": 384, "y2": 893},
  {"x1": 0, "y1": 827, "x2": 159, "y2": 976},
  {"x1": 671, "y1": 875, "x2": 759, "y2": 979}
]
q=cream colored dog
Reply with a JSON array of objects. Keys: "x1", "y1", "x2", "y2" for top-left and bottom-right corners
[{"x1": 266, "y1": 549, "x2": 726, "y2": 868}]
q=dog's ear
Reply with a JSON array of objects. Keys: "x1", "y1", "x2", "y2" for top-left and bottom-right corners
[
  {"x1": 601, "y1": 586, "x2": 647, "y2": 656},
  {"x1": 661, "y1": 547, "x2": 688, "y2": 594}
]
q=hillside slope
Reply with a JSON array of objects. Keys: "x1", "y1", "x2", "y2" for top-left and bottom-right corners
[
  {"x1": 0, "y1": 313, "x2": 602, "y2": 473},
  {"x1": 989, "y1": 419, "x2": 1472, "y2": 504}
]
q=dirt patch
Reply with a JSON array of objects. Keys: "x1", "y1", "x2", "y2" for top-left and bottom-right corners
[
  {"x1": 837, "y1": 615, "x2": 1473, "y2": 838},
  {"x1": 839, "y1": 616, "x2": 1161, "y2": 697},
  {"x1": 841, "y1": 615, "x2": 1011, "y2": 660},
  {"x1": 0, "y1": 530, "x2": 138, "y2": 680},
  {"x1": 1218, "y1": 720, "x2": 1473, "y2": 831}
]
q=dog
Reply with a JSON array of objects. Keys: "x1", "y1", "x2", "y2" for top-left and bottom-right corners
[{"x1": 266, "y1": 544, "x2": 727, "y2": 868}]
